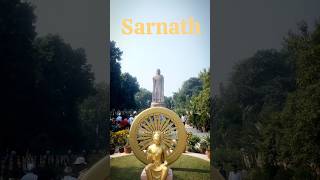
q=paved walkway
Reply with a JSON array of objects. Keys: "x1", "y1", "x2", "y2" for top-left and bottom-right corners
[
  {"x1": 184, "y1": 124, "x2": 209, "y2": 138},
  {"x1": 110, "y1": 152, "x2": 210, "y2": 162},
  {"x1": 110, "y1": 152, "x2": 133, "y2": 159},
  {"x1": 183, "y1": 152, "x2": 210, "y2": 162}
]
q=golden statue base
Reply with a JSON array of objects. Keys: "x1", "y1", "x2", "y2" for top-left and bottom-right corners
[
  {"x1": 141, "y1": 168, "x2": 173, "y2": 180},
  {"x1": 150, "y1": 102, "x2": 166, "y2": 107}
]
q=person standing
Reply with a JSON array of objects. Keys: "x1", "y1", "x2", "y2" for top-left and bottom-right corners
[
  {"x1": 120, "y1": 118, "x2": 129, "y2": 129},
  {"x1": 111, "y1": 118, "x2": 118, "y2": 132},
  {"x1": 128, "y1": 115, "x2": 134, "y2": 126},
  {"x1": 181, "y1": 115, "x2": 186, "y2": 125},
  {"x1": 228, "y1": 165, "x2": 242, "y2": 180},
  {"x1": 116, "y1": 113, "x2": 122, "y2": 122},
  {"x1": 21, "y1": 163, "x2": 38, "y2": 180}
]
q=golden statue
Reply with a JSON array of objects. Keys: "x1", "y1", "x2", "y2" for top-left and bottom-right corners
[
  {"x1": 145, "y1": 131, "x2": 169, "y2": 180},
  {"x1": 129, "y1": 107, "x2": 187, "y2": 180}
]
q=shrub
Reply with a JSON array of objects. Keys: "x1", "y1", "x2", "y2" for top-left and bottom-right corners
[
  {"x1": 187, "y1": 134, "x2": 201, "y2": 152},
  {"x1": 111, "y1": 129, "x2": 129, "y2": 147},
  {"x1": 188, "y1": 134, "x2": 201, "y2": 146},
  {"x1": 199, "y1": 138, "x2": 209, "y2": 153}
]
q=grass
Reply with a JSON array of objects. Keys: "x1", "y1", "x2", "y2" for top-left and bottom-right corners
[{"x1": 110, "y1": 154, "x2": 210, "y2": 180}]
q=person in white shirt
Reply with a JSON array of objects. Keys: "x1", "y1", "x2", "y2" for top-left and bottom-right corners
[
  {"x1": 21, "y1": 163, "x2": 38, "y2": 180},
  {"x1": 181, "y1": 115, "x2": 186, "y2": 125},
  {"x1": 116, "y1": 113, "x2": 122, "y2": 122},
  {"x1": 128, "y1": 115, "x2": 134, "y2": 125}
]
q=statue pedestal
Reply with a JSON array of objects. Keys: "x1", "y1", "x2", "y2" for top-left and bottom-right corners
[
  {"x1": 140, "y1": 168, "x2": 173, "y2": 180},
  {"x1": 151, "y1": 102, "x2": 166, "y2": 108}
]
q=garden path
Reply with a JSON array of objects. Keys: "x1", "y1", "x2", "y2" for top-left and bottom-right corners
[
  {"x1": 110, "y1": 152, "x2": 209, "y2": 161},
  {"x1": 184, "y1": 124, "x2": 209, "y2": 138}
]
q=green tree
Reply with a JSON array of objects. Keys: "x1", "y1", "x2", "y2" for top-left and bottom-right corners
[
  {"x1": 135, "y1": 88, "x2": 152, "y2": 110},
  {"x1": 213, "y1": 49, "x2": 295, "y2": 171},
  {"x1": 79, "y1": 82, "x2": 107, "y2": 150},
  {"x1": 0, "y1": 0, "x2": 38, "y2": 150},
  {"x1": 110, "y1": 41, "x2": 123, "y2": 110},
  {"x1": 0, "y1": 1, "x2": 96, "y2": 152},
  {"x1": 173, "y1": 77, "x2": 202, "y2": 113},
  {"x1": 278, "y1": 22, "x2": 320, "y2": 177},
  {"x1": 110, "y1": 41, "x2": 140, "y2": 111},
  {"x1": 213, "y1": 21, "x2": 320, "y2": 179},
  {"x1": 119, "y1": 73, "x2": 140, "y2": 110},
  {"x1": 164, "y1": 96, "x2": 174, "y2": 109},
  {"x1": 32, "y1": 34, "x2": 95, "y2": 151},
  {"x1": 189, "y1": 69, "x2": 210, "y2": 131}
]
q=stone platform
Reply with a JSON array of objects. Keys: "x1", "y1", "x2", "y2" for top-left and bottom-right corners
[
  {"x1": 150, "y1": 102, "x2": 166, "y2": 107},
  {"x1": 140, "y1": 168, "x2": 173, "y2": 180}
]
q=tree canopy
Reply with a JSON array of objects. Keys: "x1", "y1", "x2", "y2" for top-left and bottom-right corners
[
  {"x1": 0, "y1": 1, "x2": 95, "y2": 152},
  {"x1": 135, "y1": 88, "x2": 152, "y2": 110},
  {"x1": 0, "y1": 0, "x2": 37, "y2": 150},
  {"x1": 173, "y1": 77, "x2": 203, "y2": 114},
  {"x1": 79, "y1": 82, "x2": 107, "y2": 150},
  {"x1": 188, "y1": 69, "x2": 211, "y2": 131},
  {"x1": 110, "y1": 41, "x2": 140, "y2": 111},
  {"x1": 213, "y1": 21, "x2": 320, "y2": 179}
]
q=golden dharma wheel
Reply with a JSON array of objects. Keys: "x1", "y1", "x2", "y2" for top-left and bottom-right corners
[{"x1": 129, "y1": 107, "x2": 187, "y2": 165}]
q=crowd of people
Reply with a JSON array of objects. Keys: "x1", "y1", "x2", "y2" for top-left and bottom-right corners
[
  {"x1": 110, "y1": 111, "x2": 137, "y2": 132},
  {"x1": 110, "y1": 111, "x2": 188, "y2": 132},
  {"x1": 0, "y1": 150, "x2": 90, "y2": 180},
  {"x1": 110, "y1": 110, "x2": 189, "y2": 131}
]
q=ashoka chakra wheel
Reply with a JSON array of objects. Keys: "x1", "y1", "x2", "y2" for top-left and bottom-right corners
[{"x1": 129, "y1": 107, "x2": 187, "y2": 165}]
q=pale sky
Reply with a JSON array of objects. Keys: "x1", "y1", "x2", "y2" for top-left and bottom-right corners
[
  {"x1": 31, "y1": 0, "x2": 320, "y2": 96},
  {"x1": 111, "y1": 0, "x2": 210, "y2": 97}
]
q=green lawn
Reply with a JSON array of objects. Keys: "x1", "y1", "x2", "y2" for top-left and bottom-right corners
[{"x1": 110, "y1": 154, "x2": 210, "y2": 180}]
